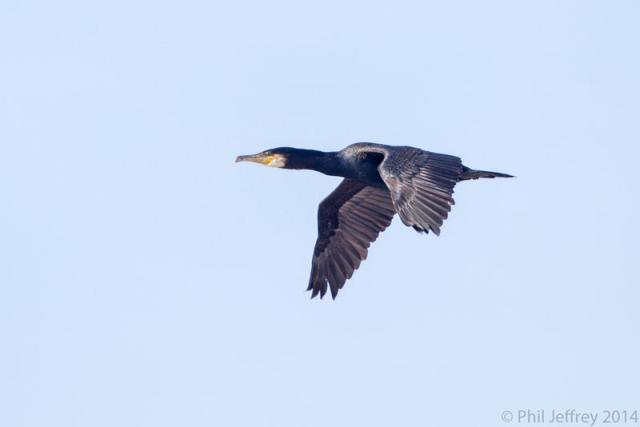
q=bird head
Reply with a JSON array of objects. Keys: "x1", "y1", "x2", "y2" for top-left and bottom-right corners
[{"x1": 235, "y1": 147, "x2": 295, "y2": 168}]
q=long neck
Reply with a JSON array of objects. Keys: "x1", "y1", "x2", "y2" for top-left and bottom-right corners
[{"x1": 287, "y1": 149, "x2": 342, "y2": 176}]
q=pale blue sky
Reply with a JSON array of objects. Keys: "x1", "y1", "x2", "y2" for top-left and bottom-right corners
[{"x1": 1, "y1": 1, "x2": 639, "y2": 426}]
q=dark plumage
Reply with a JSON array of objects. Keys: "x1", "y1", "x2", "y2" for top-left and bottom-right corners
[{"x1": 236, "y1": 142, "x2": 512, "y2": 299}]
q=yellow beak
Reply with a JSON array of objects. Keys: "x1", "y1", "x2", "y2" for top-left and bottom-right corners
[
  {"x1": 235, "y1": 153, "x2": 271, "y2": 165},
  {"x1": 235, "y1": 153, "x2": 286, "y2": 168}
]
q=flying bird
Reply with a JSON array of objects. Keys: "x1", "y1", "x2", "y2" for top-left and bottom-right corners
[{"x1": 236, "y1": 143, "x2": 512, "y2": 299}]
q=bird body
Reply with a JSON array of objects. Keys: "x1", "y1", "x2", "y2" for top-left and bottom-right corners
[{"x1": 236, "y1": 143, "x2": 512, "y2": 299}]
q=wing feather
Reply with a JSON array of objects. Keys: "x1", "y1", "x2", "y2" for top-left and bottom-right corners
[
  {"x1": 355, "y1": 145, "x2": 463, "y2": 235},
  {"x1": 378, "y1": 149, "x2": 462, "y2": 234},
  {"x1": 308, "y1": 179, "x2": 395, "y2": 299}
]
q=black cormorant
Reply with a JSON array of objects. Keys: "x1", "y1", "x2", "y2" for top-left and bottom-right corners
[{"x1": 236, "y1": 142, "x2": 512, "y2": 299}]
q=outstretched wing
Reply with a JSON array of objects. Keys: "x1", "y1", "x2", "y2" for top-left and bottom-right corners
[
  {"x1": 376, "y1": 147, "x2": 463, "y2": 235},
  {"x1": 308, "y1": 179, "x2": 395, "y2": 299}
]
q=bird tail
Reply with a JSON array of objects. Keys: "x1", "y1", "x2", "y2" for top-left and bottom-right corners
[{"x1": 459, "y1": 166, "x2": 514, "y2": 181}]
